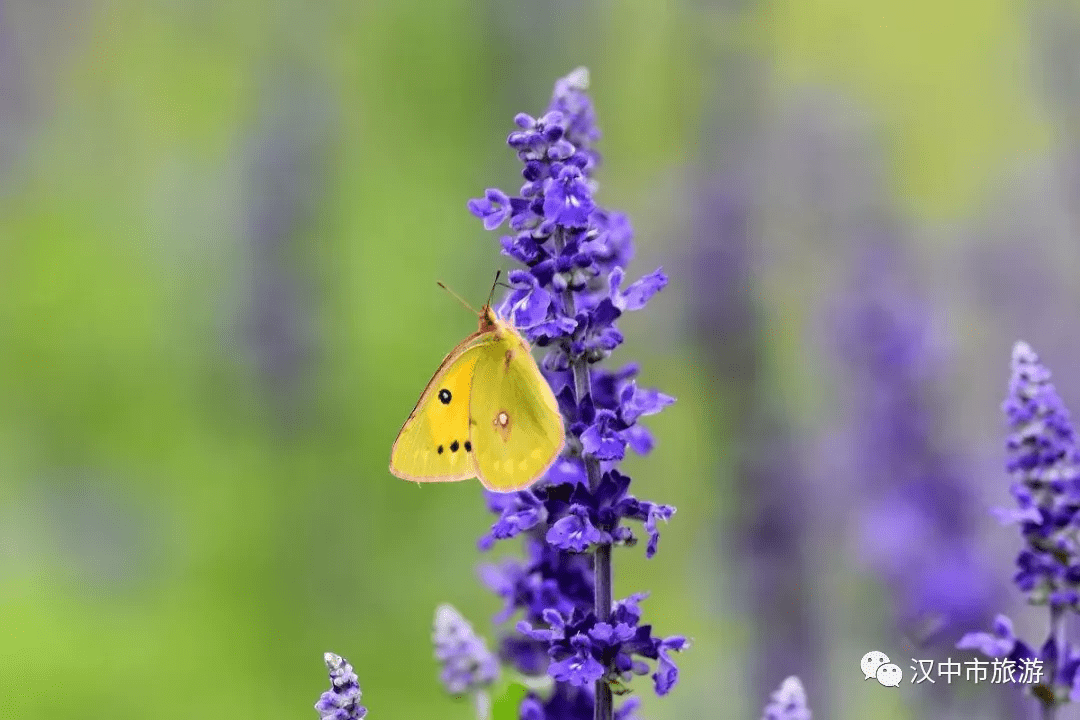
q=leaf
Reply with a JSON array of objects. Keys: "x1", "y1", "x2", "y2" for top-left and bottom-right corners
[{"x1": 490, "y1": 681, "x2": 530, "y2": 720}]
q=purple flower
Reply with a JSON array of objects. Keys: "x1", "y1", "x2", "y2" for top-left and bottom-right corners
[
  {"x1": 549, "y1": 634, "x2": 607, "y2": 686},
  {"x1": 499, "y1": 269, "x2": 553, "y2": 329},
  {"x1": 517, "y1": 595, "x2": 688, "y2": 696},
  {"x1": 652, "y1": 635, "x2": 687, "y2": 695},
  {"x1": 432, "y1": 604, "x2": 499, "y2": 696},
  {"x1": 608, "y1": 267, "x2": 668, "y2": 313},
  {"x1": 760, "y1": 676, "x2": 812, "y2": 720},
  {"x1": 999, "y1": 342, "x2": 1080, "y2": 608},
  {"x1": 543, "y1": 165, "x2": 594, "y2": 228},
  {"x1": 467, "y1": 67, "x2": 683, "y2": 718},
  {"x1": 481, "y1": 470, "x2": 675, "y2": 559},
  {"x1": 546, "y1": 505, "x2": 609, "y2": 552},
  {"x1": 477, "y1": 489, "x2": 544, "y2": 550},
  {"x1": 957, "y1": 614, "x2": 1036, "y2": 659},
  {"x1": 467, "y1": 188, "x2": 512, "y2": 231},
  {"x1": 1004, "y1": 342, "x2": 1080, "y2": 492},
  {"x1": 959, "y1": 341, "x2": 1080, "y2": 711},
  {"x1": 548, "y1": 67, "x2": 601, "y2": 173},
  {"x1": 315, "y1": 653, "x2": 367, "y2": 720}
]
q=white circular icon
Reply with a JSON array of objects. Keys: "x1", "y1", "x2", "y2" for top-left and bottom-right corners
[
  {"x1": 876, "y1": 663, "x2": 903, "y2": 687},
  {"x1": 860, "y1": 650, "x2": 890, "y2": 680}
]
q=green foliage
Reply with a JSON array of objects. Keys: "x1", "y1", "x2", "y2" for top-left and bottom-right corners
[{"x1": 490, "y1": 681, "x2": 531, "y2": 720}]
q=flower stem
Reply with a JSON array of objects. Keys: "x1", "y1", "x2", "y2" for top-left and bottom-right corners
[
  {"x1": 555, "y1": 229, "x2": 614, "y2": 720},
  {"x1": 592, "y1": 537, "x2": 614, "y2": 720},
  {"x1": 1044, "y1": 604, "x2": 1064, "y2": 720},
  {"x1": 474, "y1": 689, "x2": 492, "y2": 720}
]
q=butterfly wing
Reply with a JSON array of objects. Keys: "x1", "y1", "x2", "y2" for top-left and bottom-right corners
[
  {"x1": 469, "y1": 326, "x2": 565, "y2": 492},
  {"x1": 390, "y1": 336, "x2": 494, "y2": 482}
]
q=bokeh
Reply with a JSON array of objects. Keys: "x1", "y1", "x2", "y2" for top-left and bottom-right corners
[{"x1": 3, "y1": 1, "x2": 1080, "y2": 719}]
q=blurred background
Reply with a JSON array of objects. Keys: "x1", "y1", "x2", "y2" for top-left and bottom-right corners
[{"x1": 3, "y1": 0, "x2": 1080, "y2": 718}]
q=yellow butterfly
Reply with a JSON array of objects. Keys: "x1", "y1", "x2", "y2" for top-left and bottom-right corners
[{"x1": 389, "y1": 281, "x2": 566, "y2": 493}]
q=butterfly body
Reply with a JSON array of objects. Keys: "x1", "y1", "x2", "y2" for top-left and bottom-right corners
[{"x1": 389, "y1": 304, "x2": 565, "y2": 492}]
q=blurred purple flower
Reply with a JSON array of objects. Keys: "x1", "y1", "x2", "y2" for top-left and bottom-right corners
[
  {"x1": 837, "y1": 241, "x2": 999, "y2": 647},
  {"x1": 958, "y1": 614, "x2": 1037, "y2": 660},
  {"x1": 689, "y1": 166, "x2": 828, "y2": 710},
  {"x1": 959, "y1": 342, "x2": 1080, "y2": 711},
  {"x1": 467, "y1": 67, "x2": 682, "y2": 719},
  {"x1": 432, "y1": 604, "x2": 499, "y2": 696},
  {"x1": 480, "y1": 535, "x2": 592, "y2": 623},
  {"x1": 315, "y1": 652, "x2": 367, "y2": 720},
  {"x1": 760, "y1": 676, "x2": 812, "y2": 720},
  {"x1": 239, "y1": 75, "x2": 333, "y2": 425}
]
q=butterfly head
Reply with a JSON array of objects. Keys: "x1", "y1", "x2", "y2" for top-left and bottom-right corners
[
  {"x1": 478, "y1": 303, "x2": 500, "y2": 331},
  {"x1": 479, "y1": 305, "x2": 520, "y2": 344}
]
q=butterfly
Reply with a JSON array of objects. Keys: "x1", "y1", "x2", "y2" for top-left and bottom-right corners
[{"x1": 389, "y1": 278, "x2": 566, "y2": 493}]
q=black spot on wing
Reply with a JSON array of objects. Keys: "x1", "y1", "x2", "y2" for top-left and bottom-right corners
[
  {"x1": 437, "y1": 445, "x2": 444, "y2": 454},
  {"x1": 450, "y1": 440, "x2": 460, "y2": 452},
  {"x1": 438, "y1": 389, "x2": 452, "y2": 404},
  {"x1": 464, "y1": 441, "x2": 472, "y2": 452}
]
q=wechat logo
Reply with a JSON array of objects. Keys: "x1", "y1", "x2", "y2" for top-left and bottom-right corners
[{"x1": 861, "y1": 650, "x2": 903, "y2": 687}]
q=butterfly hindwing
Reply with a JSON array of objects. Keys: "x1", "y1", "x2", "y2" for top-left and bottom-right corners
[
  {"x1": 469, "y1": 325, "x2": 565, "y2": 492},
  {"x1": 389, "y1": 339, "x2": 490, "y2": 482}
]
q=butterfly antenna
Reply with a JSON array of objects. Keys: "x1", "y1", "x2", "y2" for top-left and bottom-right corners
[
  {"x1": 485, "y1": 270, "x2": 502, "y2": 309},
  {"x1": 436, "y1": 282, "x2": 478, "y2": 314}
]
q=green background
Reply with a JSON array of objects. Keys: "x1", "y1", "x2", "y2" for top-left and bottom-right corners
[{"x1": 2, "y1": 1, "x2": 1078, "y2": 718}]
